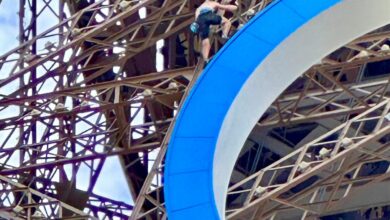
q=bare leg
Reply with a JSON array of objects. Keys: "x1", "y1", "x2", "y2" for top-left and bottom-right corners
[
  {"x1": 221, "y1": 16, "x2": 231, "y2": 38},
  {"x1": 202, "y1": 38, "x2": 211, "y2": 61}
]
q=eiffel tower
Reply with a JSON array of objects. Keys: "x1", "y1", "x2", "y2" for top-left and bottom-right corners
[{"x1": 1, "y1": 1, "x2": 390, "y2": 219}]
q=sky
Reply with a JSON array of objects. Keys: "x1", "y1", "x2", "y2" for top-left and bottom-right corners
[
  {"x1": 0, "y1": 0, "x2": 18, "y2": 54},
  {"x1": 0, "y1": 0, "x2": 134, "y2": 208}
]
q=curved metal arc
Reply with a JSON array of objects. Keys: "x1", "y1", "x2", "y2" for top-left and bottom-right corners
[{"x1": 164, "y1": 0, "x2": 390, "y2": 219}]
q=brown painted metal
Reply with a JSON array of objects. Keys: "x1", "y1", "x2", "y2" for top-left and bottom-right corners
[{"x1": 1, "y1": 0, "x2": 390, "y2": 219}]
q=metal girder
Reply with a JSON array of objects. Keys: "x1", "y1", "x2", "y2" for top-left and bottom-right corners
[
  {"x1": 130, "y1": 2, "x2": 389, "y2": 219},
  {"x1": 227, "y1": 99, "x2": 390, "y2": 219},
  {"x1": 0, "y1": 0, "x2": 275, "y2": 218},
  {"x1": 259, "y1": 56, "x2": 390, "y2": 130},
  {"x1": 86, "y1": 193, "x2": 134, "y2": 219},
  {"x1": 129, "y1": 60, "x2": 204, "y2": 220},
  {"x1": 0, "y1": 175, "x2": 93, "y2": 219},
  {"x1": 0, "y1": 0, "x2": 193, "y2": 88},
  {"x1": 0, "y1": 0, "x2": 199, "y2": 218},
  {"x1": 129, "y1": 1, "x2": 280, "y2": 219},
  {"x1": 256, "y1": 23, "x2": 390, "y2": 130},
  {"x1": 1, "y1": 0, "x2": 390, "y2": 219},
  {"x1": 0, "y1": 63, "x2": 193, "y2": 219}
]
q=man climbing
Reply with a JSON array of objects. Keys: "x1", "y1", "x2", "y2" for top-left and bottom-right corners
[{"x1": 191, "y1": 0, "x2": 238, "y2": 64}]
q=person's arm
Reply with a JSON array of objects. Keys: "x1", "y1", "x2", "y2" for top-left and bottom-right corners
[
  {"x1": 195, "y1": 8, "x2": 200, "y2": 19},
  {"x1": 215, "y1": 3, "x2": 237, "y2": 12}
]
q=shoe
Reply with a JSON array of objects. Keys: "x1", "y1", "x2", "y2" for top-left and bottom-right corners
[{"x1": 221, "y1": 35, "x2": 229, "y2": 44}]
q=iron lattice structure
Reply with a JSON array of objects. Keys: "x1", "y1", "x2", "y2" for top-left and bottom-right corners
[{"x1": 0, "y1": 0, "x2": 389, "y2": 219}]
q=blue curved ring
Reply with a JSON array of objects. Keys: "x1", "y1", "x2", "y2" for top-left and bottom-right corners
[{"x1": 165, "y1": 0, "x2": 340, "y2": 219}]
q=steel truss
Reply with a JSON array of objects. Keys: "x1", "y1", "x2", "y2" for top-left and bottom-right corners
[
  {"x1": 0, "y1": 175, "x2": 92, "y2": 219},
  {"x1": 0, "y1": 0, "x2": 390, "y2": 219},
  {"x1": 228, "y1": 99, "x2": 390, "y2": 219},
  {"x1": 0, "y1": 0, "x2": 269, "y2": 219},
  {"x1": 227, "y1": 24, "x2": 390, "y2": 219}
]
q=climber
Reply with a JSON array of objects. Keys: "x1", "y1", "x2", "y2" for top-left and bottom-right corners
[{"x1": 191, "y1": 0, "x2": 238, "y2": 63}]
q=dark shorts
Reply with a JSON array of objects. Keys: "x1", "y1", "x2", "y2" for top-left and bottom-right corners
[{"x1": 197, "y1": 11, "x2": 222, "y2": 40}]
